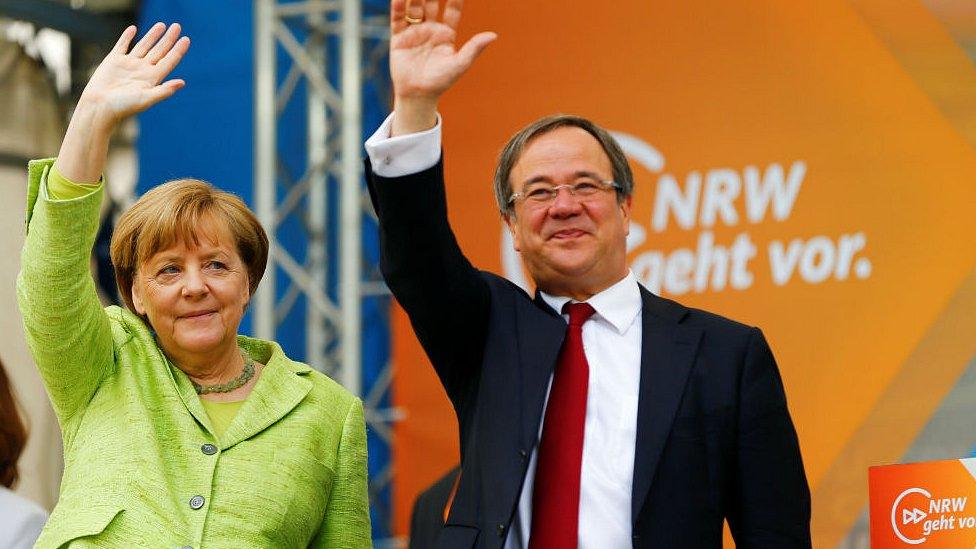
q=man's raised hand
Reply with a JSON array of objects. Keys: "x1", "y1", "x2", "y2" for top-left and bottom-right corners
[{"x1": 390, "y1": 0, "x2": 496, "y2": 135}]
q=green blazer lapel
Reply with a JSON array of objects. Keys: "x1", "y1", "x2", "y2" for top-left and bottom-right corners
[
  {"x1": 169, "y1": 363, "x2": 215, "y2": 434},
  {"x1": 220, "y1": 340, "x2": 313, "y2": 449}
]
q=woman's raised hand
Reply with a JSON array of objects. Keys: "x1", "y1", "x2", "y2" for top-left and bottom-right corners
[
  {"x1": 55, "y1": 23, "x2": 189, "y2": 183},
  {"x1": 389, "y1": 0, "x2": 496, "y2": 135},
  {"x1": 80, "y1": 23, "x2": 190, "y2": 129}
]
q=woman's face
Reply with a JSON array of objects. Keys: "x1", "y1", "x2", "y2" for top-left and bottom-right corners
[{"x1": 131, "y1": 217, "x2": 250, "y2": 360}]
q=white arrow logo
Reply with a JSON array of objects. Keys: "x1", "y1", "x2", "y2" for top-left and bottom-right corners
[
  {"x1": 903, "y1": 507, "x2": 927, "y2": 525},
  {"x1": 892, "y1": 487, "x2": 932, "y2": 545}
]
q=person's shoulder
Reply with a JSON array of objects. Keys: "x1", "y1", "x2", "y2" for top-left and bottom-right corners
[
  {"x1": 261, "y1": 341, "x2": 360, "y2": 409},
  {"x1": 640, "y1": 285, "x2": 757, "y2": 339}
]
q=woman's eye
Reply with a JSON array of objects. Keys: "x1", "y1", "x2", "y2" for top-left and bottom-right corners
[
  {"x1": 158, "y1": 265, "x2": 180, "y2": 276},
  {"x1": 208, "y1": 261, "x2": 227, "y2": 270}
]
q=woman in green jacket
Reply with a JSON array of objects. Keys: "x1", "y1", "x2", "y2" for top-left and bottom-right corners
[{"x1": 18, "y1": 23, "x2": 371, "y2": 548}]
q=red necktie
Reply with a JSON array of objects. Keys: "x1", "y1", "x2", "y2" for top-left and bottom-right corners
[{"x1": 529, "y1": 302, "x2": 596, "y2": 549}]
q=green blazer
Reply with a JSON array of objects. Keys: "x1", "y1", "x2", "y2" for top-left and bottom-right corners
[{"x1": 17, "y1": 159, "x2": 371, "y2": 548}]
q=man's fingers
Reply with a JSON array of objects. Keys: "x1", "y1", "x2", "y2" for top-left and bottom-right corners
[
  {"x1": 442, "y1": 0, "x2": 463, "y2": 30},
  {"x1": 146, "y1": 23, "x2": 182, "y2": 65},
  {"x1": 456, "y1": 31, "x2": 496, "y2": 68},
  {"x1": 423, "y1": 0, "x2": 439, "y2": 22},
  {"x1": 390, "y1": 0, "x2": 408, "y2": 33},
  {"x1": 154, "y1": 36, "x2": 190, "y2": 80},
  {"x1": 131, "y1": 22, "x2": 166, "y2": 58},
  {"x1": 404, "y1": 0, "x2": 425, "y2": 24},
  {"x1": 112, "y1": 25, "x2": 138, "y2": 55}
]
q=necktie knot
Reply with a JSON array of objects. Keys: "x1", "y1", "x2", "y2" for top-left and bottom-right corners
[{"x1": 563, "y1": 302, "x2": 596, "y2": 327}]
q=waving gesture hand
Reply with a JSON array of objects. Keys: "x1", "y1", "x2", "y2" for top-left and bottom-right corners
[
  {"x1": 56, "y1": 23, "x2": 190, "y2": 183},
  {"x1": 389, "y1": 0, "x2": 496, "y2": 135},
  {"x1": 81, "y1": 23, "x2": 190, "y2": 128}
]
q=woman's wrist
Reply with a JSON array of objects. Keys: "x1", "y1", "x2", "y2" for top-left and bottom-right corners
[{"x1": 54, "y1": 104, "x2": 116, "y2": 183}]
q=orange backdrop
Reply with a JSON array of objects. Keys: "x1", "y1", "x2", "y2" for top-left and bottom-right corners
[{"x1": 390, "y1": 1, "x2": 976, "y2": 545}]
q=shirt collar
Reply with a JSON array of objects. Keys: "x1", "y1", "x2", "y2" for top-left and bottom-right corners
[{"x1": 539, "y1": 271, "x2": 642, "y2": 334}]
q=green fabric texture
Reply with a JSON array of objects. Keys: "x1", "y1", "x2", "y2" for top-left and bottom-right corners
[
  {"x1": 200, "y1": 399, "x2": 245, "y2": 438},
  {"x1": 18, "y1": 159, "x2": 371, "y2": 548}
]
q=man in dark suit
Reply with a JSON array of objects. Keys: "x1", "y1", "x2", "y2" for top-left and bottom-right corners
[{"x1": 366, "y1": 1, "x2": 811, "y2": 547}]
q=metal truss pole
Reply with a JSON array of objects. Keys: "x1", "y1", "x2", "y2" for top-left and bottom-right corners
[
  {"x1": 253, "y1": 0, "x2": 398, "y2": 543},
  {"x1": 254, "y1": 0, "x2": 277, "y2": 341},
  {"x1": 340, "y1": 0, "x2": 363, "y2": 395}
]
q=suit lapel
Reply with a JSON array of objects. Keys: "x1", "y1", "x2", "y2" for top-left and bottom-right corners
[
  {"x1": 631, "y1": 287, "x2": 701, "y2": 522},
  {"x1": 520, "y1": 293, "x2": 568, "y2": 451}
]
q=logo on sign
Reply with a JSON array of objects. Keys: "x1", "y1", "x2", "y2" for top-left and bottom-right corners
[{"x1": 890, "y1": 487, "x2": 973, "y2": 545}]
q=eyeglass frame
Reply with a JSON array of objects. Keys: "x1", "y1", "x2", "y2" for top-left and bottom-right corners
[{"x1": 507, "y1": 178, "x2": 624, "y2": 208}]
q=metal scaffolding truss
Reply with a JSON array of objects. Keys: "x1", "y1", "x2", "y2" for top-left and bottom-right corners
[{"x1": 254, "y1": 0, "x2": 399, "y2": 542}]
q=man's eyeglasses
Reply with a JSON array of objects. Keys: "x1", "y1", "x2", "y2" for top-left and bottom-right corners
[{"x1": 508, "y1": 178, "x2": 622, "y2": 207}]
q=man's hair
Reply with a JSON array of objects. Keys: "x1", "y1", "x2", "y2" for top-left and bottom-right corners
[
  {"x1": 110, "y1": 178, "x2": 269, "y2": 317},
  {"x1": 493, "y1": 114, "x2": 634, "y2": 216},
  {"x1": 0, "y1": 359, "x2": 26, "y2": 488}
]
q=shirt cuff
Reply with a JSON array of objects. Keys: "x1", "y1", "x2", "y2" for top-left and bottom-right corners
[
  {"x1": 47, "y1": 165, "x2": 103, "y2": 200},
  {"x1": 364, "y1": 112, "x2": 442, "y2": 178}
]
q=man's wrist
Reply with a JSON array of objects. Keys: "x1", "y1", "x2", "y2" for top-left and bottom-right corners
[{"x1": 391, "y1": 96, "x2": 439, "y2": 136}]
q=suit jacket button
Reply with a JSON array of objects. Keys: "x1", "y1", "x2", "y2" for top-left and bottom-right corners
[
  {"x1": 497, "y1": 523, "x2": 506, "y2": 537},
  {"x1": 189, "y1": 495, "x2": 205, "y2": 510},
  {"x1": 201, "y1": 443, "x2": 218, "y2": 455},
  {"x1": 518, "y1": 449, "x2": 527, "y2": 460}
]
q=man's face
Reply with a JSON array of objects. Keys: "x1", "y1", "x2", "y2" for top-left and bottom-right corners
[{"x1": 504, "y1": 126, "x2": 632, "y2": 300}]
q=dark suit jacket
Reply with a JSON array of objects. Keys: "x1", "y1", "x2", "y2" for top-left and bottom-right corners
[
  {"x1": 411, "y1": 466, "x2": 462, "y2": 549},
  {"x1": 366, "y1": 159, "x2": 811, "y2": 549}
]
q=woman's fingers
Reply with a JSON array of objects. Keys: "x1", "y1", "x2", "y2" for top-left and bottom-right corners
[
  {"x1": 112, "y1": 25, "x2": 138, "y2": 55},
  {"x1": 146, "y1": 23, "x2": 182, "y2": 65},
  {"x1": 154, "y1": 36, "x2": 190, "y2": 79},
  {"x1": 144, "y1": 79, "x2": 185, "y2": 108},
  {"x1": 130, "y1": 22, "x2": 166, "y2": 58}
]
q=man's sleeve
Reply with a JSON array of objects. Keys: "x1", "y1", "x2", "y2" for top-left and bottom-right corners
[
  {"x1": 364, "y1": 132, "x2": 490, "y2": 409},
  {"x1": 728, "y1": 328, "x2": 812, "y2": 548},
  {"x1": 364, "y1": 113, "x2": 442, "y2": 178}
]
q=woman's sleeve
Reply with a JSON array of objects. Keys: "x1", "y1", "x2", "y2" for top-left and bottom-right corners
[
  {"x1": 310, "y1": 397, "x2": 372, "y2": 548},
  {"x1": 16, "y1": 159, "x2": 115, "y2": 439}
]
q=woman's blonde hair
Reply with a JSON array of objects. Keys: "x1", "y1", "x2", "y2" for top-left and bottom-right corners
[{"x1": 110, "y1": 179, "x2": 269, "y2": 314}]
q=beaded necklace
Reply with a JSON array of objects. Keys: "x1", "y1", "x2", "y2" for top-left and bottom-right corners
[{"x1": 190, "y1": 349, "x2": 256, "y2": 395}]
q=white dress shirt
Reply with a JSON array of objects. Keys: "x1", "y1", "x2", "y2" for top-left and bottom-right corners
[{"x1": 366, "y1": 114, "x2": 643, "y2": 548}]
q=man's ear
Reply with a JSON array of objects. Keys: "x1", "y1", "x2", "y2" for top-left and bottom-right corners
[
  {"x1": 503, "y1": 213, "x2": 522, "y2": 252},
  {"x1": 620, "y1": 195, "x2": 633, "y2": 235}
]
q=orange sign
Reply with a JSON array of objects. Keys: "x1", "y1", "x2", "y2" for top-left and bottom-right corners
[{"x1": 870, "y1": 459, "x2": 976, "y2": 547}]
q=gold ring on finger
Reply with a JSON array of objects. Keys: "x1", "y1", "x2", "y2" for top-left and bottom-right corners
[{"x1": 405, "y1": 14, "x2": 423, "y2": 24}]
